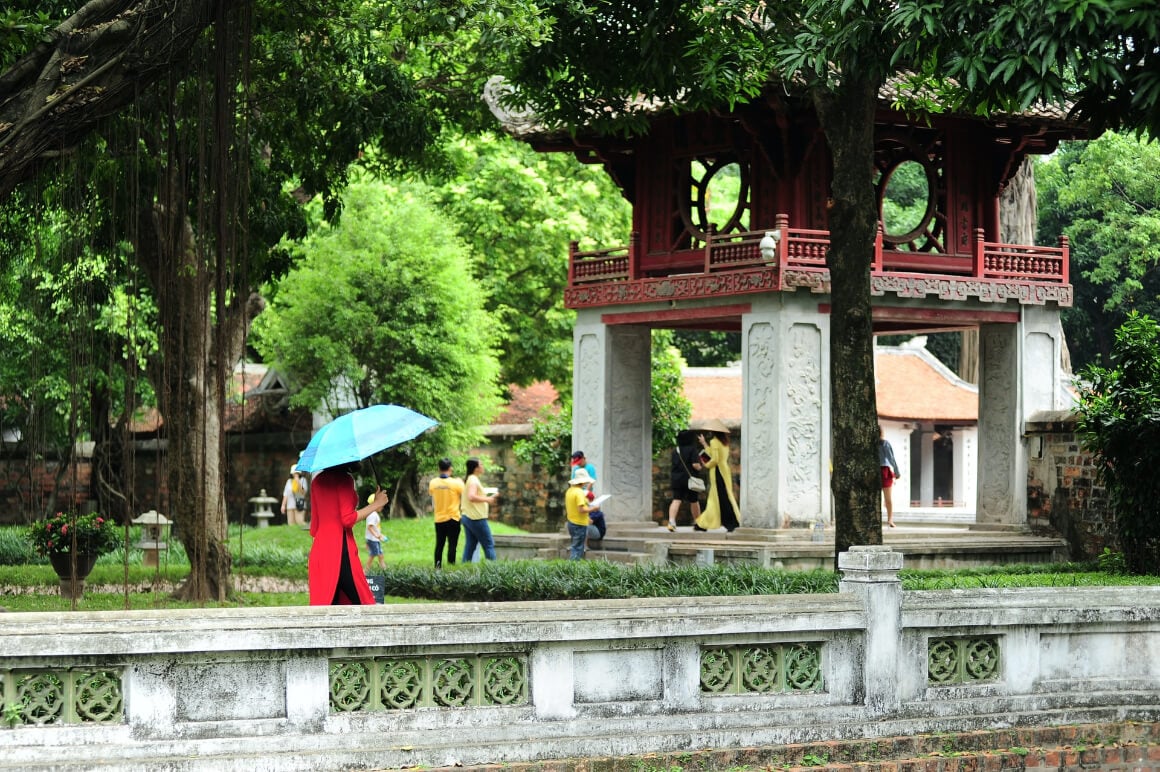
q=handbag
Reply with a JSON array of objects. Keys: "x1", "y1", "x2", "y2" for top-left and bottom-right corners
[{"x1": 677, "y1": 449, "x2": 707, "y2": 492}]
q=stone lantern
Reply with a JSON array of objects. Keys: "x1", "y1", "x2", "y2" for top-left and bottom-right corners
[
  {"x1": 248, "y1": 489, "x2": 279, "y2": 528},
  {"x1": 132, "y1": 510, "x2": 171, "y2": 568}
]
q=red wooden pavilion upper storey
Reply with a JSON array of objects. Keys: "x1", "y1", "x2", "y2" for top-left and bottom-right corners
[{"x1": 519, "y1": 89, "x2": 1081, "y2": 320}]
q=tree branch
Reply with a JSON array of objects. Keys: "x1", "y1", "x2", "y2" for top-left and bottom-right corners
[{"x1": 0, "y1": 0, "x2": 245, "y2": 201}]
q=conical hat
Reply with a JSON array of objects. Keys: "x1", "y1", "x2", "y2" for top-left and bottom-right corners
[{"x1": 691, "y1": 418, "x2": 730, "y2": 434}]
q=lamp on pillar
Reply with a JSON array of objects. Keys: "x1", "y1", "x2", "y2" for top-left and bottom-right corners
[
  {"x1": 132, "y1": 510, "x2": 171, "y2": 568},
  {"x1": 759, "y1": 230, "x2": 780, "y2": 263},
  {"x1": 248, "y1": 490, "x2": 278, "y2": 528}
]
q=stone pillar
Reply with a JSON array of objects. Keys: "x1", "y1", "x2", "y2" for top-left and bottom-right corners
[
  {"x1": 954, "y1": 427, "x2": 977, "y2": 510},
  {"x1": 976, "y1": 322, "x2": 1024, "y2": 527},
  {"x1": 920, "y1": 429, "x2": 935, "y2": 507},
  {"x1": 573, "y1": 312, "x2": 652, "y2": 520},
  {"x1": 742, "y1": 294, "x2": 829, "y2": 528},
  {"x1": 837, "y1": 545, "x2": 903, "y2": 713}
]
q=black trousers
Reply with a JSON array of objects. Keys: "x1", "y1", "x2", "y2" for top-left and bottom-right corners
[{"x1": 434, "y1": 519, "x2": 459, "y2": 567}]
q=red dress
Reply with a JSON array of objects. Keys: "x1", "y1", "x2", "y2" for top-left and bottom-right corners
[{"x1": 308, "y1": 468, "x2": 374, "y2": 605}]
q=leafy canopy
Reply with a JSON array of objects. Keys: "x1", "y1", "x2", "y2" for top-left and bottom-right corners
[
  {"x1": 253, "y1": 174, "x2": 504, "y2": 469},
  {"x1": 1038, "y1": 132, "x2": 1160, "y2": 369},
  {"x1": 1077, "y1": 312, "x2": 1160, "y2": 574}
]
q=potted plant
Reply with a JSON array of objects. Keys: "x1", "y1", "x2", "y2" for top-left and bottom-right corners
[{"x1": 28, "y1": 512, "x2": 118, "y2": 599}]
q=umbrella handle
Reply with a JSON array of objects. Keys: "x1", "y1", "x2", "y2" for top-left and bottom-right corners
[{"x1": 367, "y1": 456, "x2": 384, "y2": 491}]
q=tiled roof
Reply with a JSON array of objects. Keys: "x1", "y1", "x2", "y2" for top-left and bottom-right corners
[
  {"x1": 874, "y1": 345, "x2": 977, "y2": 422},
  {"x1": 495, "y1": 381, "x2": 561, "y2": 424},
  {"x1": 500, "y1": 345, "x2": 975, "y2": 426}
]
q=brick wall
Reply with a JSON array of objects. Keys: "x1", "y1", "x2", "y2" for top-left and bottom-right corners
[{"x1": 1025, "y1": 411, "x2": 1115, "y2": 561}]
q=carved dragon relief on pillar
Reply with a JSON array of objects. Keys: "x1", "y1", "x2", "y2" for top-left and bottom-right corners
[
  {"x1": 575, "y1": 333, "x2": 603, "y2": 456},
  {"x1": 745, "y1": 322, "x2": 778, "y2": 518},
  {"x1": 978, "y1": 327, "x2": 1016, "y2": 521},
  {"x1": 608, "y1": 329, "x2": 650, "y2": 500},
  {"x1": 785, "y1": 323, "x2": 823, "y2": 522}
]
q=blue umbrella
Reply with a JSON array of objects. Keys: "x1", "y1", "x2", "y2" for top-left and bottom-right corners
[{"x1": 296, "y1": 404, "x2": 438, "y2": 474}]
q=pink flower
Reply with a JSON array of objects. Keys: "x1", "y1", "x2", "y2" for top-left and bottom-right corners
[
  {"x1": 60, "y1": 524, "x2": 68, "y2": 535},
  {"x1": 96, "y1": 517, "x2": 104, "y2": 525},
  {"x1": 46, "y1": 523, "x2": 53, "y2": 532}
]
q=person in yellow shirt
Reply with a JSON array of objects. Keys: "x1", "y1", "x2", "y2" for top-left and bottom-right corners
[
  {"x1": 565, "y1": 467, "x2": 594, "y2": 560},
  {"x1": 428, "y1": 458, "x2": 464, "y2": 569}
]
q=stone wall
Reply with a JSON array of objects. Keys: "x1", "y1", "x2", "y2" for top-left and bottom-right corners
[
  {"x1": 2, "y1": 547, "x2": 1159, "y2": 771},
  {"x1": 1025, "y1": 410, "x2": 1114, "y2": 560}
]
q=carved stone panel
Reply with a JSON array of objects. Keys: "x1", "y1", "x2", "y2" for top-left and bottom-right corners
[
  {"x1": 745, "y1": 322, "x2": 778, "y2": 525},
  {"x1": 977, "y1": 325, "x2": 1019, "y2": 524},
  {"x1": 785, "y1": 323, "x2": 823, "y2": 522},
  {"x1": 574, "y1": 332, "x2": 603, "y2": 458},
  {"x1": 608, "y1": 327, "x2": 651, "y2": 514}
]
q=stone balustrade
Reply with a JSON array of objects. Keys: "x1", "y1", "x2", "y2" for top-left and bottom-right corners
[{"x1": 1, "y1": 547, "x2": 1158, "y2": 771}]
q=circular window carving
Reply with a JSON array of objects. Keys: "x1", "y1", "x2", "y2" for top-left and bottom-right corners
[
  {"x1": 880, "y1": 160, "x2": 932, "y2": 240},
  {"x1": 683, "y1": 156, "x2": 750, "y2": 242},
  {"x1": 874, "y1": 135, "x2": 946, "y2": 253}
]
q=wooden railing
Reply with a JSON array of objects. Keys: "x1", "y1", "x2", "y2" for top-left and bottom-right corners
[{"x1": 567, "y1": 217, "x2": 1070, "y2": 287}]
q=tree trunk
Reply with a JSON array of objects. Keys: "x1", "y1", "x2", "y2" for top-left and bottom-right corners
[
  {"x1": 814, "y1": 76, "x2": 884, "y2": 568},
  {"x1": 134, "y1": 185, "x2": 231, "y2": 601},
  {"x1": 391, "y1": 464, "x2": 427, "y2": 519}
]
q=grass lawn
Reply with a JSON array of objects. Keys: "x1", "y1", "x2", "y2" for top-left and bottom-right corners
[{"x1": 0, "y1": 516, "x2": 524, "y2": 612}]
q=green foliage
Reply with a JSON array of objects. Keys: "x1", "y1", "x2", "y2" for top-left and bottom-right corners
[
  {"x1": 3, "y1": 699, "x2": 21, "y2": 727},
  {"x1": 1097, "y1": 547, "x2": 1128, "y2": 575},
  {"x1": 253, "y1": 174, "x2": 504, "y2": 473},
  {"x1": 1076, "y1": 313, "x2": 1160, "y2": 574},
  {"x1": 651, "y1": 330, "x2": 693, "y2": 451},
  {"x1": 27, "y1": 512, "x2": 118, "y2": 558},
  {"x1": 671, "y1": 331, "x2": 740, "y2": 367},
  {"x1": 1038, "y1": 133, "x2": 1160, "y2": 369},
  {"x1": 0, "y1": 526, "x2": 40, "y2": 565},
  {"x1": 429, "y1": 133, "x2": 631, "y2": 389},
  {"x1": 512, "y1": 403, "x2": 573, "y2": 476},
  {"x1": 379, "y1": 561, "x2": 839, "y2": 602}
]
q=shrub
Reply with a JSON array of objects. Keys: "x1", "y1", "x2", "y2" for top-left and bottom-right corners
[
  {"x1": 0, "y1": 527, "x2": 42, "y2": 566},
  {"x1": 1077, "y1": 313, "x2": 1160, "y2": 574},
  {"x1": 27, "y1": 512, "x2": 118, "y2": 558}
]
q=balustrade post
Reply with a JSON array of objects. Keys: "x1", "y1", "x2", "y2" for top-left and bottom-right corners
[
  {"x1": 1059, "y1": 234, "x2": 1070, "y2": 284},
  {"x1": 774, "y1": 213, "x2": 789, "y2": 270},
  {"x1": 873, "y1": 223, "x2": 884, "y2": 273},
  {"x1": 838, "y1": 545, "x2": 903, "y2": 714},
  {"x1": 703, "y1": 226, "x2": 714, "y2": 273},
  {"x1": 629, "y1": 231, "x2": 640, "y2": 280},
  {"x1": 972, "y1": 228, "x2": 986, "y2": 278}
]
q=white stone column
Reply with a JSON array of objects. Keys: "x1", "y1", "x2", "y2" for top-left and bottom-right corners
[
  {"x1": 976, "y1": 322, "x2": 1024, "y2": 527},
  {"x1": 837, "y1": 546, "x2": 903, "y2": 713},
  {"x1": 954, "y1": 427, "x2": 977, "y2": 510},
  {"x1": 741, "y1": 294, "x2": 829, "y2": 528},
  {"x1": 572, "y1": 312, "x2": 652, "y2": 520},
  {"x1": 920, "y1": 429, "x2": 935, "y2": 507}
]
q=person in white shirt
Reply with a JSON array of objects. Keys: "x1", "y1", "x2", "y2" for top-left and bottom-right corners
[
  {"x1": 460, "y1": 457, "x2": 499, "y2": 561},
  {"x1": 364, "y1": 508, "x2": 386, "y2": 572}
]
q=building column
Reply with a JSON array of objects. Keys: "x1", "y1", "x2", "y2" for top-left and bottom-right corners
[
  {"x1": 920, "y1": 429, "x2": 935, "y2": 508},
  {"x1": 741, "y1": 295, "x2": 829, "y2": 529},
  {"x1": 976, "y1": 322, "x2": 1024, "y2": 527},
  {"x1": 572, "y1": 312, "x2": 652, "y2": 521}
]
